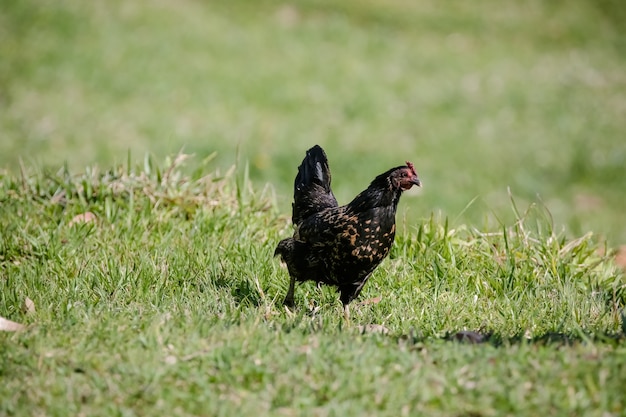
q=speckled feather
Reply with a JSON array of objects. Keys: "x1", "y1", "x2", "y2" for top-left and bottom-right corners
[{"x1": 275, "y1": 145, "x2": 420, "y2": 307}]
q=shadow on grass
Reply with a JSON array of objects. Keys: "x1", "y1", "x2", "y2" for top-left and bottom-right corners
[
  {"x1": 396, "y1": 327, "x2": 626, "y2": 348},
  {"x1": 436, "y1": 308, "x2": 626, "y2": 347},
  {"x1": 211, "y1": 276, "x2": 264, "y2": 307}
]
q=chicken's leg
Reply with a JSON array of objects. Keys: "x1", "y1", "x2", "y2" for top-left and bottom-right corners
[{"x1": 283, "y1": 275, "x2": 296, "y2": 308}]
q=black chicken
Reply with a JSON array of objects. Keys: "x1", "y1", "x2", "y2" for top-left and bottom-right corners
[{"x1": 274, "y1": 145, "x2": 421, "y2": 318}]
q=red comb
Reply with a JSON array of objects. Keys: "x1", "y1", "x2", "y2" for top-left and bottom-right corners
[{"x1": 406, "y1": 161, "x2": 417, "y2": 175}]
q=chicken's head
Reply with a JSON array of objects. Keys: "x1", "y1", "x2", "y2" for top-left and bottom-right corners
[{"x1": 390, "y1": 161, "x2": 421, "y2": 191}]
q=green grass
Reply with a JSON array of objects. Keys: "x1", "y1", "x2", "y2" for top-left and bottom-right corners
[
  {"x1": 1, "y1": 0, "x2": 626, "y2": 415},
  {"x1": 1, "y1": 0, "x2": 625, "y2": 242},
  {"x1": 1, "y1": 157, "x2": 625, "y2": 416}
]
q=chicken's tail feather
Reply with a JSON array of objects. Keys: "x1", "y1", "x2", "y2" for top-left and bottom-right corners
[
  {"x1": 292, "y1": 145, "x2": 338, "y2": 225},
  {"x1": 295, "y1": 145, "x2": 331, "y2": 192}
]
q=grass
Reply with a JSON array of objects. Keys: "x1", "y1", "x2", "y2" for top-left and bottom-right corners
[
  {"x1": 1, "y1": 0, "x2": 626, "y2": 415},
  {"x1": 1, "y1": 156, "x2": 625, "y2": 416},
  {"x1": 1, "y1": 0, "x2": 625, "y2": 242}
]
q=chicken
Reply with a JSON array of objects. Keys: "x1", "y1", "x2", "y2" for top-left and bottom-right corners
[{"x1": 274, "y1": 145, "x2": 421, "y2": 318}]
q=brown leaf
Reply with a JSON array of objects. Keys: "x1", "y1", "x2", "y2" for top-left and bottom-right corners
[
  {"x1": 22, "y1": 297, "x2": 36, "y2": 315},
  {"x1": 0, "y1": 316, "x2": 25, "y2": 332},
  {"x1": 357, "y1": 296, "x2": 382, "y2": 306},
  {"x1": 69, "y1": 211, "x2": 97, "y2": 226},
  {"x1": 357, "y1": 324, "x2": 390, "y2": 335}
]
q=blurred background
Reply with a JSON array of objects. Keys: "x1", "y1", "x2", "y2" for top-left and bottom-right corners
[{"x1": 1, "y1": 0, "x2": 625, "y2": 242}]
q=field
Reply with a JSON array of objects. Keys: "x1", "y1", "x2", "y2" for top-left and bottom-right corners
[{"x1": 1, "y1": 0, "x2": 626, "y2": 415}]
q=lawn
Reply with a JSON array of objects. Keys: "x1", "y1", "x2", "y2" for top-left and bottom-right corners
[{"x1": 1, "y1": 0, "x2": 625, "y2": 416}]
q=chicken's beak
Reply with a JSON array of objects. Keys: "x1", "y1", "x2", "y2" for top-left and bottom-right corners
[{"x1": 412, "y1": 178, "x2": 422, "y2": 187}]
